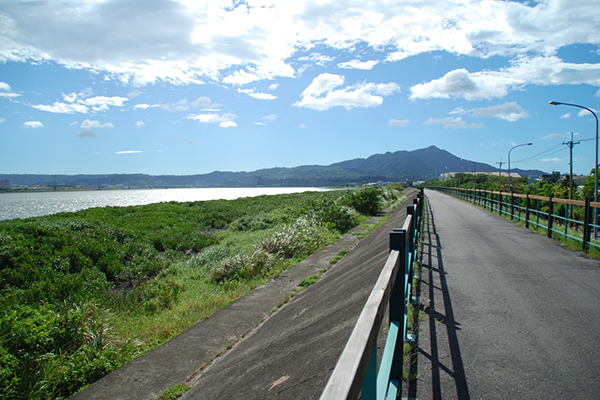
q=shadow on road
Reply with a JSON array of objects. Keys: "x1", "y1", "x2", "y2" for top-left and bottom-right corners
[{"x1": 413, "y1": 197, "x2": 471, "y2": 400}]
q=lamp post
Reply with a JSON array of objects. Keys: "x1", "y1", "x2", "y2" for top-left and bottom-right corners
[
  {"x1": 508, "y1": 143, "x2": 532, "y2": 192},
  {"x1": 550, "y1": 101, "x2": 599, "y2": 237}
]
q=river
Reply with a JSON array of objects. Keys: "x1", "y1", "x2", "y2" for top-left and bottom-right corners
[{"x1": 0, "y1": 187, "x2": 329, "y2": 221}]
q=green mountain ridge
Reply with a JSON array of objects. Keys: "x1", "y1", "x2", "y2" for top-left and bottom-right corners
[{"x1": 1, "y1": 145, "x2": 546, "y2": 188}]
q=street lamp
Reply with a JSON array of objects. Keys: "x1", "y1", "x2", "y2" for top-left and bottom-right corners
[
  {"x1": 508, "y1": 143, "x2": 532, "y2": 192},
  {"x1": 550, "y1": 101, "x2": 599, "y2": 237}
]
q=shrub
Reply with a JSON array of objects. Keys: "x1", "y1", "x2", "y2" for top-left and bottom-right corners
[{"x1": 343, "y1": 187, "x2": 384, "y2": 216}]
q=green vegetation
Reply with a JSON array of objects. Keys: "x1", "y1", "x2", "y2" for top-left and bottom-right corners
[
  {"x1": 158, "y1": 384, "x2": 190, "y2": 400},
  {"x1": 329, "y1": 250, "x2": 350, "y2": 265},
  {"x1": 0, "y1": 185, "x2": 404, "y2": 399},
  {"x1": 298, "y1": 275, "x2": 321, "y2": 288}
]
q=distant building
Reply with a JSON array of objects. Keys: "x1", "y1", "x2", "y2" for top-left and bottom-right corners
[{"x1": 0, "y1": 179, "x2": 9, "y2": 187}]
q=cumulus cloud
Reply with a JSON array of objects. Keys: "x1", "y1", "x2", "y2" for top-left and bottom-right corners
[
  {"x1": 425, "y1": 117, "x2": 484, "y2": 130},
  {"x1": 388, "y1": 119, "x2": 410, "y2": 127},
  {"x1": 412, "y1": 56, "x2": 600, "y2": 101},
  {"x1": 135, "y1": 121, "x2": 145, "y2": 129},
  {"x1": 238, "y1": 88, "x2": 277, "y2": 100},
  {"x1": 81, "y1": 119, "x2": 114, "y2": 129},
  {"x1": 187, "y1": 112, "x2": 238, "y2": 127},
  {"x1": 338, "y1": 60, "x2": 379, "y2": 70},
  {"x1": 31, "y1": 91, "x2": 128, "y2": 114},
  {"x1": 0, "y1": 0, "x2": 599, "y2": 87},
  {"x1": 0, "y1": 82, "x2": 20, "y2": 98},
  {"x1": 23, "y1": 121, "x2": 43, "y2": 128},
  {"x1": 541, "y1": 133, "x2": 565, "y2": 140},
  {"x1": 471, "y1": 102, "x2": 528, "y2": 122},
  {"x1": 294, "y1": 73, "x2": 399, "y2": 111}
]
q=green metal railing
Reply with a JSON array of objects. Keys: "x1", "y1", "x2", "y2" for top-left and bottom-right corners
[
  {"x1": 320, "y1": 190, "x2": 423, "y2": 400},
  {"x1": 434, "y1": 187, "x2": 600, "y2": 252}
]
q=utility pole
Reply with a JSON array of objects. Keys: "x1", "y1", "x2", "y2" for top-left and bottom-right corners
[
  {"x1": 563, "y1": 132, "x2": 580, "y2": 219},
  {"x1": 497, "y1": 158, "x2": 504, "y2": 191}
]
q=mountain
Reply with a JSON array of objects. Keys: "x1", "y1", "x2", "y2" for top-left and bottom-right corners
[{"x1": 0, "y1": 146, "x2": 545, "y2": 188}]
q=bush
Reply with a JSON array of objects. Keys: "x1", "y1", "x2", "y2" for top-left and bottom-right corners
[{"x1": 343, "y1": 187, "x2": 384, "y2": 216}]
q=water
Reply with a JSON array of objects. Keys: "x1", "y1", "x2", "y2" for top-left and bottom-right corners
[{"x1": 0, "y1": 187, "x2": 328, "y2": 221}]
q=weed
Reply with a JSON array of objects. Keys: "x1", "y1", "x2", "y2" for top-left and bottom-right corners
[
  {"x1": 298, "y1": 275, "x2": 320, "y2": 288},
  {"x1": 158, "y1": 384, "x2": 190, "y2": 400}
]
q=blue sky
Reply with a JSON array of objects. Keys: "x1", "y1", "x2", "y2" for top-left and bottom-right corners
[{"x1": 1, "y1": 0, "x2": 600, "y2": 176}]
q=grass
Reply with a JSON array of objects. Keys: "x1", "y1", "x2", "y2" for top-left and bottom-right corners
[{"x1": 158, "y1": 384, "x2": 190, "y2": 400}]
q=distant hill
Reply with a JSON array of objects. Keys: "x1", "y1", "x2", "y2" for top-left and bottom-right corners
[{"x1": 0, "y1": 145, "x2": 546, "y2": 188}]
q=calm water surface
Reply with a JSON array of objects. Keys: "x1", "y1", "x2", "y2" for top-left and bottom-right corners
[{"x1": 0, "y1": 187, "x2": 328, "y2": 221}]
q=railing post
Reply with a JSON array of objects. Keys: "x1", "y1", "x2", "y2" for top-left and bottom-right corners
[
  {"x1": 510, "y1": 193, "x2": 515, "y2": 220},
  {"x1": 525, "y1": 194, "x2": 530, "y2": 229},
  {"x1": 547, "y1": 195, "x2": 554, "y2": 239},
  {"x1": 583, "y1": 197, "x2": 591, "y2": 252},
  {"x1": 389, "y1": 228, "x2": 407, "y2": 385}
]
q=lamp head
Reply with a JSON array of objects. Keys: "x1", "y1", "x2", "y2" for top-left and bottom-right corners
[{"x1": 549, "y1": 101, "x2": 561, "y2": 106}]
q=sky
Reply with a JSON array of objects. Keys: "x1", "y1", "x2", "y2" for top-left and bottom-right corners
[{"x1": 1, "y1": 0, "x2": 600, "y2": 177}]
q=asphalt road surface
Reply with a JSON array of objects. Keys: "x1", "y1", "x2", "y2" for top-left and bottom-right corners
[{"x1": 411, "y1": 189, "x2": 600, "y2": 399}]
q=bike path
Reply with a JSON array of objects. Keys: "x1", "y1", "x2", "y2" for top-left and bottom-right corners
[{"x1": 411, "y1": 189, "x2": 600, "y2": 399}]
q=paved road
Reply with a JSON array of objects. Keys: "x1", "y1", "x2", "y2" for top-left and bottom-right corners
[{"x1": 411, "y1": 189, "x2": 600, "y2": 399}]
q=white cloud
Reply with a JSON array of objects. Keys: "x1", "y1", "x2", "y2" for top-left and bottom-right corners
[
  {"x1": 187, "y1": 112, "x2": 238, "y2": 127},
  {"x1": 159, "y1": 99, "x2": 191, "y2": 112},
  {"x1": 135, "y1": 121, "x2": 145, "y2": 129},
  {"x1": 23, "y1": 121, "x2": 43, "y2": 128},
  {"x1": 298, "y1": 123, "x2": 307, "y2": 129},
  {"x1": 32, "y1": 91, "x2": 127, "y2": 114},
  {"x1": 116, "y1": 151, "x2": 142, "y2": 154},
  {"x1": 471, "y1": 102, "x2": 528, "y2": 122},
  {"x1": 388, "y1": 119, "x2": 410, "y2": 127},
  {"x1": 542, "y1": 157, "x2": 562, "y2": 163},
  {"x1": 560, "y1": 113, "x2": 571, "y2": 119},
  {"x1": 238, "y1": 88, "x2": 277, "y2": 100},
  {"x1": 295, "y1": 73, "x2": 399, "y2": 111},
  {"x1": 268, "y1": 83, "x2": 279, "y2": 91},
  {"x1": 0, "y1": 1, "x2": 599, "y2": 88},
  {"x1": 338, "y1": 59, "x2": 378, "y2": 70},
  {"x1": 541, "y1": 133, "x2": 564, "y2": 140},
  {"x1": 0, "y1": 82, "x2": 20, "y2": 98},
  {"x1": 411, "y1": 68, "x2": 510, "y2": 101},
  {"x1": 425, "y1": 116, "x2": 484, "y2": 129},
  {"x1": 0, "y1": 118, "x2": 5, "y2": 123},
  {"x1": 254, "y1": 122, "x2": 266, "y2": 126},
  {"x1": 262, "y1": 114, "x2": 277, "y2": 121},
  {"x1": 81, "y1": 119, "x2": 113, "y2": 129},
  {"x1": 411, "y1": 56, "x2": 600, "y2": 101}
]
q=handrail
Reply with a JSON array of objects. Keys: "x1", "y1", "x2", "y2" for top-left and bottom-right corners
[
  {"x1": 433, "y1": 187, "x2": 599, "y2": 253},
  {"x1": 320, "y1": 189, "x2": 423, "y2": 400}
]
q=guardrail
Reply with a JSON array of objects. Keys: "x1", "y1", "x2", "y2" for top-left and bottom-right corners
[
  {"x1": 433, "y1": 187, "x2": 600, "y2": 252},
  {"x1": 320, "y1": 190, "x2": 423, "y2": 400}
]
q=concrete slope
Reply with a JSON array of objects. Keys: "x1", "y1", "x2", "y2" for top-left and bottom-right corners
[
  {"x1": 72, "y1": 191, "x2": 418, "y2": 400},
  {"x1": 181, "y1": 195, "x2": 419, "y2": 399},
  {"x1": 410, "y1": 189, "x2": 600, "y2": 399}
]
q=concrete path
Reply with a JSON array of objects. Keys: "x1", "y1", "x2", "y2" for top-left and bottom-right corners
[{"x1": 408, "y1": 189, "x2": 600, "y2": 399}]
